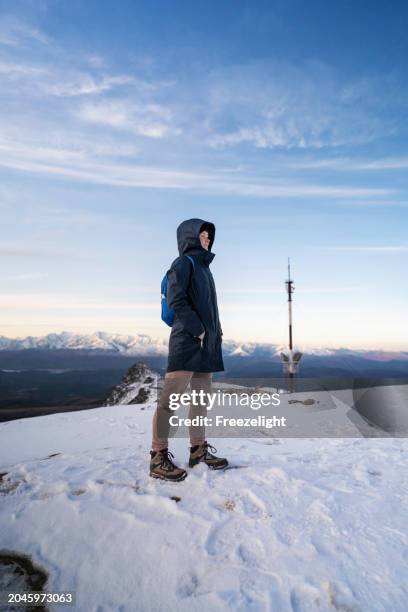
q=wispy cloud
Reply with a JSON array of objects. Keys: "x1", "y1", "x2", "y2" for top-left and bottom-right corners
[
  {"x1": 0, "y1": 138, "x2": 391, "y2": 198},
  {"x1": 0, "y1": 294, "x2": 158, "y2": 311},
  {"x1": 0, "y1": 246, "x2": 91, "y2": 260},
  {"x1": 0, "y1": 57, "x2": 136, "y2": 100},
  {"x1": 1, "y1": 26, "x2": 398, "y2": 153},
  {"x1": 0, "y1": 19, "x2": 50, "y2": 47},
  {"x1": 339, "y1": 201, "x2": 408, "y2": 207},
  {"x1": 78, "y1": 99, "x2": 179, "y2": 138},
  {"x1": 223, "y1": 285, "x2": 362, "y2": 295},
  {"x1": 0, "y1": 60, "x2": 48, "y2": 77},
  {"x1": 45, "y1": 74, "x2": 134, "y2": 97},
  {"x1": 332, "y1": 246, "x2": 408, "y2": 252},
  {"x1": 203, "y1": 60, "x2": 392, "y2": 150},
  {"x1": 291, "y1": 157, "x2": 408, "y2": 171},
  {"x1": 0, "y1": 134, "x2": 140, "y2": 164},
  {"x1": 0, "y1": 30, "x2": 400, "y2": 202}
]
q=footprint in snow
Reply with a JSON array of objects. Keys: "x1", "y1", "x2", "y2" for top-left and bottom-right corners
[
  {"x1": 94, "y1": 479, "x2": 182, "y2": 503},
  {"x1": 238, "y1": 539, "x2": 266, "y2": 570},
  {"x1": 0, "y1": 473, "x2": 28, "y2": 496},
  {"x1": 70, "y1": 488, "x2": 87, "y2": 497},
  {"x1": 291, "y1": 580, "x2": 357, "y2": 612},
  {"x1": 31, "y1": 481, "x2": 67, "y2": 500},
  {"x1": 94, "y1": 478, "x2": 143, "y2": 493},
  {"x1": 205, "y1": 519, "x2": 235, "y2": 557},
  {"x1": 177, "y1": 572, "x2": 199, "y2": 598},
  {"x1": 220, "y1": 490, "x2": 267, "y2": 518}
]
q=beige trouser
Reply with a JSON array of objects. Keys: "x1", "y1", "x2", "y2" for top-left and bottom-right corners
[{"x1": 151, "y1": 371, "x2": 212, "y2": 452}]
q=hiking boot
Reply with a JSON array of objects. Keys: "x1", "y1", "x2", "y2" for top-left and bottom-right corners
[
  {"x1": 150, "y1": 449, "x2": 187, "y2": 482},
  {"x1": 189, "y1": 442, "x2": 228, "y2": 470}
]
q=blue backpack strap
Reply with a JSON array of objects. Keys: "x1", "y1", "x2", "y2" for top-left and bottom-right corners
[
  {"x1": 162, "y1": 255, "x2": 195, "y2": 327},
  {"x1": 184, "y1": 254, "x2": 195, "y2": 269}
]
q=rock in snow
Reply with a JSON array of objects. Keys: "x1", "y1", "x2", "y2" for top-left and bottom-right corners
[
  {"x1": 0, "y1": 390, "x2": 407, "y2": 611},
  {"x1": 103, "y1": 363, "x2": 158, "y2": 406}
]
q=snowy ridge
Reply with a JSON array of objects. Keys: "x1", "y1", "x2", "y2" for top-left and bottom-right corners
[
  {"x1": 103, "y1": 363, "x2": 158, "y2": 406},
  {"x1": 0, "y1": 331, "x2": 168, "y2": 356},
  {"x1": 1, "y1": 331, "x2": 407, "y2": 361},
  {"x1": 0, "y1": 391, "x2": 406, "y2": 611}
]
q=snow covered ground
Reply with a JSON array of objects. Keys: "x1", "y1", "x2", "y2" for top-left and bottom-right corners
[{"x1": 1, "y1": 392, "x2": 407, "y2": 611}]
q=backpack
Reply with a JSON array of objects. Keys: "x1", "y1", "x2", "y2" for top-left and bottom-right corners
[{"x1": 161, "y1": 255, "x2": 195, "y2": 326}]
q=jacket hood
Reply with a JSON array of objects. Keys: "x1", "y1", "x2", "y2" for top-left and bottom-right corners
[{"x1": 176, "y1": 218, "x2": 216, "y2": 257}]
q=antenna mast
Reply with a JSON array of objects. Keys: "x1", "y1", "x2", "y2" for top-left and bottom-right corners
[
  {"x1": 286, "y1": 258, "x2": 293, "y2": 351},
  {"x1": 281, "y1": 258, "x2": 302, "y2": 393}
]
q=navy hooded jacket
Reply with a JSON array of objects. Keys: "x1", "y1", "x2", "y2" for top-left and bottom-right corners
[{"x1": 166, "y1": 218, "x2": 224, "y2": 373}]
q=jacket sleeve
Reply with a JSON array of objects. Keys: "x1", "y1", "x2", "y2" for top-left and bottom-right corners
[{"x1": 167, "y1": 257, "x2": 205, "y2": 337}]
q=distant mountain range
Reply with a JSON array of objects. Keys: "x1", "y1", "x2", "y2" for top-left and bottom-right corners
[
  {"x1": 1, "y1": 332, "x2": 408, "y2": 419},
  {"x1": 1, "y1": 331, "x2": 407, "y2": 362},
  {"x1": 0, "y1": 331, "x2": 168, "y2": 355}
]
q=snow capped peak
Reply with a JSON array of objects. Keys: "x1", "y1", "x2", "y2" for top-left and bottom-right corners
[
  {"x1": 0, "y1": 331, "x2": 168, "y2": 356},
  {"x1": 0, "y1": 332, "x2": 407, "y2": 362},
  {"x1": 229, "y1": 346, "x2": 251, "y2": 357},
  {"x1": 223, "y1": 340, "x2": 281, "y2": 358}
]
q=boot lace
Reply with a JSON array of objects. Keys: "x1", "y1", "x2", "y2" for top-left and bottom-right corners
[
  {"x1": 159, "y1": 450, "x2": 178, "y2": 471},
  {"x1": 203, "y1": 442, "x2": 218, "y2": 458}
]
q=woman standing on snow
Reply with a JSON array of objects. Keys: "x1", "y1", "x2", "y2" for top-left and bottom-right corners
[{"x1": 150, "y1": 218, "x2": 228, "y2": 481}]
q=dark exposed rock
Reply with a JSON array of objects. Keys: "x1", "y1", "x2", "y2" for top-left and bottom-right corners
[
  {"x1": 0, "y1": 551, "x2": 49, "y2": 611},
  {"x1": 103, "y1": 362, "x2": 157, "y2": 406},
  {"x1": 130, "y1": 387, "x2": 150, "y2": 404}
]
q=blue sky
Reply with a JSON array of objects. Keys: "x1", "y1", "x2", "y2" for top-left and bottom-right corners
[{"x1": 1, "y1": 0, "x2": 408, "y2": 349}]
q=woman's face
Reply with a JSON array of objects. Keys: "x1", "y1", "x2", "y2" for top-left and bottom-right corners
[{"x1": 199, "y1": 230, "x2": 210, "y2": 250}]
